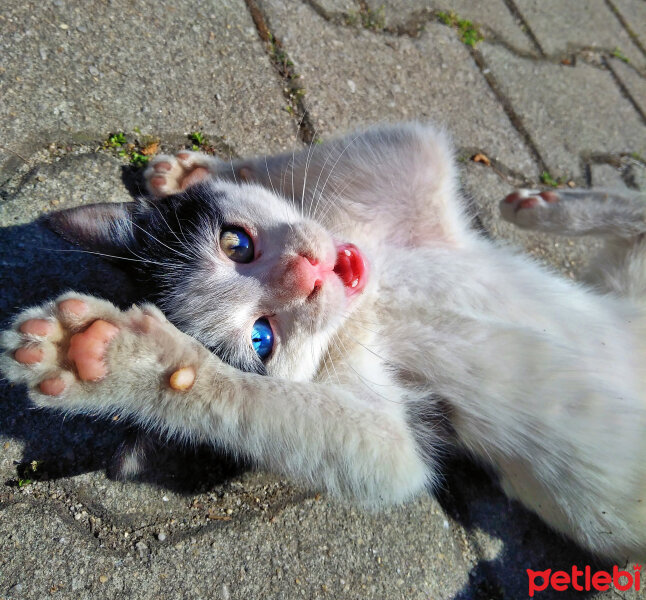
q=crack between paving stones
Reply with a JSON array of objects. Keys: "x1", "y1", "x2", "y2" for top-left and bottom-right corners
[
  {"x1": 245, "y1": 0, "x2": 316, "y2": 144},
  {"x1": 457, "y1": 147, "x2": 538, "y2": 187},
  {"x1": 300, "y1": 0, "x2": 646, "y2": 79},
  {"x1": 0, "y1": 133, "x2": 242, "y2": 204},
  {"x1": 603, "y1": 57, "x2": 646, "y2": 125},
  {"x1": 468, "y1": 48, "x2": 548, "y2": 174},
  {"x1": 500, "y1": 0, "x2": 545, "y2": 56},
  {"x1": 604, "y1": 0, "x2": 646, "y2": 59},
  {"x1": 0, "y1": 143, "x2": 590, "y2": 213}
]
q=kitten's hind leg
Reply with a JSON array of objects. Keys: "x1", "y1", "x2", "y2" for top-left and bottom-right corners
[
  {"x1": 502, "y1": 188, "x2": 646, "y2": 299},
  {"x1": 500, "y1": 188, "x2": 646, "y2": 237}
]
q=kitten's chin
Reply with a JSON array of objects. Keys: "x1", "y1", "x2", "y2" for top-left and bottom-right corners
[{"x1": 333, "y1": 243, "x2": 368, "y2": 297}]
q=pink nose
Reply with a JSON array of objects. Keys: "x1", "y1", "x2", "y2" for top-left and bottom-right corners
[{"x1": 286, "y1": 254, "x2": 330, "y2": 298}]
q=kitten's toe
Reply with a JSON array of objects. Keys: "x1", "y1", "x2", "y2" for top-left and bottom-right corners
[
  {"x1": 144, "y1": 154, "x2": 184, "y2": 197},
  {"x1": 500, "y1": 189, "x2": 560, "y2": 229},
  {"x1": 145, "y1": 151, "x2": 217, "y2": 198}
]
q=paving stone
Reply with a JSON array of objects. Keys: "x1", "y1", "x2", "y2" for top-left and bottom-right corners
[
  {"x1": 481, "y1": 44, "x2": 646, "y2": 178},
  {"x1": 363, "y1": 0, "x2": 536, "y2": 52},
  {"x1": 515, "y1": 0, "x2": 646, "y2": 69},
  {"x1": 315, "y1": 0, "x2": 357, "y2": 12},
  {"x1": 0, "y1": 491, "x2": 478, "y2": 600},
  {"x1": 591, "y1": 163, "x2": 629, "y2": 188},
  {"x1": 0, "y1": 0, "x2": 297, "y2": 179},
  {"x1": 608, "y1": 56, "x2": 646, "y2": 118},
  {"x1": 262, "y1": 0, "x2": 537, "y2": 175},
  {"x1": 0, "y1": 152, "x2": 132, "y2": 227},
  {"x1": 611, "y1": 0, "x2": 646, "y2": 53}
]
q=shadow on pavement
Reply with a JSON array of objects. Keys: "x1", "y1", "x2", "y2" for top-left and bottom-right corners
[
  {"x1": 0, "y1": 217, "x2": 246, "y2": 495},
  {"x1": 438, "y1": 457, "x2": 611, "y2": 599}
]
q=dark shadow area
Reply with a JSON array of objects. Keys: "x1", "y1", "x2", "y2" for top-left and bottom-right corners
[
  {"x1": 120, "y1": 164, "x2": 149, "y2": 199},
  {"x1": 0, "y1": 216, "x2": 248, "y2": 495},
  {"x1": 437, "y1": 457, "x2": 612, "y2": 599}
]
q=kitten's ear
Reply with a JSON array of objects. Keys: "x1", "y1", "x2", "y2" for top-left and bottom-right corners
[{"x1": 46, "y1": 202, "x2": 137, "y2": 256}]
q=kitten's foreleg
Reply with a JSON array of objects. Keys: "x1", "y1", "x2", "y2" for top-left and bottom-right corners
[{"x1": 1, "y1": 294, "x2": 431, "y2": 505}]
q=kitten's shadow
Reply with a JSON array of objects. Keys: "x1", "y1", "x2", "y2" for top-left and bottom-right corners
[{"x1": 0, "y1": 219, "x2": 244, "y2": 494}]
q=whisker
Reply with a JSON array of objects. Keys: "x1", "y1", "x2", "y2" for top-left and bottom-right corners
[
  {"x1": 311, "y1": 133, "x2": 362, "y2": 223},
  {"x1": 126, "y1": 217, "x2": 194, "y2": 263},
  {"x1": 264, "y1": 155, "x2": 294, "y2": 234},
  {"x1": 150, "y1": 202, "x2": 191, "y2": 251},
  {"x1": 228, "y1": 155, "x2": 239, "y2": 185},
  {"x1": 44, "y1": 247, "x2": 168, "y2": 267},
  {"x1": 302, "y1": 123, "x2": 321, "y2": 221}
]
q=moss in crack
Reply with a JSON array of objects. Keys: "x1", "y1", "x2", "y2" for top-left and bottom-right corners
[
  {"x1": 267, "y1": 32, "x2": 307, "y2": 114},
  {"x1": 15, "y1": 460, "x2": 41, "y2": 487},
  {"x1": 186, "y1": 131, "x2": 231, "y2": 156},
  {"x1": 345, "y1": 4, "x2": 386, "y2": 31},
  {"x1": 611, "y1": 47, "x2": 630, "y2": 63},
  {"x1": 245, "y1": 0, "x2": 315, "y2": 142},
  {"x1": 437, "y1": 11, "x2": 484, "y2": 47},
  {"x1": 104, "y1": 130, "x2": 159, "y2": 168},
  {"x1": 189, "y1": 131, "x2": 239, "y2": 158},
  {"x1": 540, "y1": 171, "x2": 567, "y2": 188}
]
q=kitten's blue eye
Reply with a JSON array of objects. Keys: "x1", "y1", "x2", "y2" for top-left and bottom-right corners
[
  {"x1": 251, "y1": 318, "x2": 273, "y2": 360},
  {"x1": 220, "y1": 227, "x2": 254, "y2": 263}
]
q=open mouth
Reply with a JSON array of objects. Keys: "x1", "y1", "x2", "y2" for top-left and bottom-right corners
[{"x1": 334, "y1": 243, "x2": 368, "y2": 296}]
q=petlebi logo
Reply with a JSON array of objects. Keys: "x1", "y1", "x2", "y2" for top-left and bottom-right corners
[{"x1": 527, "y1": 564, "x2": 641, "y2": 596}]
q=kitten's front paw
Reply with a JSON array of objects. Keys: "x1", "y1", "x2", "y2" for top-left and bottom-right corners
[
  {"x1": 144, "y1": 151, "x2": 218, "y2": 197},
  {"x1": 499, "y1": 188, "x2": 560, "y2": 229},
  {"x1": 1, "y1": 294, "x2": 199, "y2": 414}
]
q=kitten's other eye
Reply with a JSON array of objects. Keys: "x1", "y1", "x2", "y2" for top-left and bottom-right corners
[
  {"x1": 251, "y1": 318, "x2": 273, "y2": 360},
  {"x1": 220, "y1": 227, "x2": 254, "y2": 263}
]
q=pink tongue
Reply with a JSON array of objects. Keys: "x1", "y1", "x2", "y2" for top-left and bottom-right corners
[{"x1": 334, "y1": 252, "x2": 353, "y2": 285}]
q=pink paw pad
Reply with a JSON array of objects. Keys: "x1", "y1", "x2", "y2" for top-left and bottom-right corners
[
  {"x1": 39, "y1": 377, "x2": 66, "y2": 396},
  {"x1": 67, "y1": 319, "x2": 119, "y2": 381},
  {"x1": 58, "y1": 299, "x2": 88, "y2": 317},
  {"x1": 180, "y1": 166, "x2": 209, "y2": 189},
  {"x1": 14, "y1": 346, "x2": 44, "y2": 365},
  {"x1": 19, "y1": 319, "x2": 54, "y2": 336},
  {"x1": 504, "y1": 191, "x2": 523, "y2": 204},
  {"x1": 153, "y1": 161, "x2": 172, "y2": 172},
  {"x1": 518, "y1": 197, "x2": 539, "y2": 210},
  {"x1": 539, "y1": 191, "x2": 559, "y2": 203},
  {"x1": 149, "y1": 175, "x2": 166, "y2": 189}
]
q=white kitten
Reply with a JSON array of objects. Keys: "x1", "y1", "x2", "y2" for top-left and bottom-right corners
[{"x1": 2, "y1": 123, "x2": 645, "y2": 559}]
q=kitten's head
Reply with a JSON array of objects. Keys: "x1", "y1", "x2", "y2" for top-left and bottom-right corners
[{"x1": 48, "y1": 179, "x2": 369, "y2": 380}]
